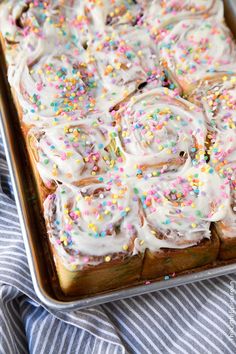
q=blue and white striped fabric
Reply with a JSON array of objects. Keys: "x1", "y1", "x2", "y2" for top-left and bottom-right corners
[{"x1": 0, "y1": 135, "x2": 236, "y2": 354}]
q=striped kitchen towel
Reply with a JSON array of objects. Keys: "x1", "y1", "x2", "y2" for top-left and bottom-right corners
[{"x1": 0, "y1": 136, "x2": 236, "y2": 354}]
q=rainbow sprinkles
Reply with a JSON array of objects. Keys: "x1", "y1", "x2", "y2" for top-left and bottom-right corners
[{"x1": 0, "y1": 0, "x2": 235, "y2": 296}]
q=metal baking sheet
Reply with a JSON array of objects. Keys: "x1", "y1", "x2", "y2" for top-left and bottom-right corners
[{"x1": 0, "y1": 0, "x2": 236, "y2": 311}]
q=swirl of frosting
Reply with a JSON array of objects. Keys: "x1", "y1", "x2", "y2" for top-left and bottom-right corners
[
  {"x1": 72, "y1": 0, "x2": 143, "y2": 33},
  {"x1": 115, "y1": 88, "x2": 207, "y2": 177},
  {"x1": 0, "y1": 0, "x2": 76, "y2": 64},
  {"x1": 44, "y1": 177, "x2": 140, "y2": 270},
  {"x1": 188, "y1": 70, "x2": 236, "y2": 132},
  {"x1": 88, "y1": 27, "x2": 159, "y2": 107},
  {"x1": 28, "y1": 120, "x2": 119, "y2": 187},
  {"x1": 134, "y1": 163, "x2": 230, "y2": 252},
  {"x1": 0, "y1": 0, "x2": 56, "y2": 43},
  {"x1": 8, "y1": 27, "x2": 162, "y2": 127},
  {"x1": 143, "y1": 0, "x2": 223, "y2": 43},
  {"x1": 8, "y1": 47, "x2": 111, "y2": 127},
  {"x1": 159, "y1": 19, "x2": 236, "y2": 93}
]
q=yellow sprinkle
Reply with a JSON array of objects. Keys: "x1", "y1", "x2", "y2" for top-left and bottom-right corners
[
  {"x1": 191, "y1": 223, "x2": 197, "y2": 228},
  {"x1": 104, "y1": 65, "x2": 114, "y2": 75},
  {"x1": 123, "y1": 244, "x2": 129, "y2": 251},
  {"x1": 230, "y1": 77, "x2": 236, "y2": 84}
]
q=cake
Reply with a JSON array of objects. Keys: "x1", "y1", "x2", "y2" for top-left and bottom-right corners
[{"x1": 0, "y1": 0, "x2": 235, "y2": 297}]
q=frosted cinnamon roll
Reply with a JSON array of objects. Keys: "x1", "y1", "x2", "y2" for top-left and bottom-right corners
[
  {"x1": 209, "y1": 132, "x2": 236, "y2": 247},
  {"x1": 135, "y1": 163, "x2": 230, "y2": 252},
  {"x1": 44, "y1": 177, "x2": 140, "y2": 272},
  {"x1": 144, "y1": 0, "x2": 223, "y2": 43},
  {"x1": 159, "y1": 19, "x2": 236, "y2": 93},
  {"x1": 115, "y1": 88, "x2": 207, "y2": 177},
  {"x1": 0, "y1": 0, "x2": 75, "y2": 63},
  {"x1": 28, "y1": 121, "x2": 119, "y2": 188},
  {"x1": 8, "y1": 48, "x2": 110, "y2": 127},
  {"x1": 0, "y1": 0, "x2": 55, "y2": 44},
  {"x1": 188, "y1": 70, "x2": 236, "y2": 132},
  {"x1": 88, "y1": 27, "x2": 160, "y2": 108}
]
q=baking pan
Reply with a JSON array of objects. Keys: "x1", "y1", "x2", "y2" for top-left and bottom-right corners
[{"x1": 0, "y1": 0, "x2": 236, "y2": 311}]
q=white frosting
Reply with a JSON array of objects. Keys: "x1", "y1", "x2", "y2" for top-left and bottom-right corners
[
  {"x1": 189, "y1": 71, "x2": 236, "y2": 238},
  {"x1": 8, "y1": 47, "x2": 127, "y2": 126},
  {"x1": 7, "y1": 26, "x2": 163, "y2": 127},
  {"x1": 1, "y1": 0, "x2": 235, "y2": 271},
  {"x1": 134, "y1": 163, "x2": 230, "y2": 252},
  {"x1": 210, "y1": 131, "x2": 236, "y2": 237},
  {"x1": 159, "y1": 19, "x2": 236, "y2": 91},
  {"x1": 116, "y1": 88, "x2": 207, "y2": 175},
  {"x1": 44, "y1": 162, "x2": 230, "y2": 269},
  {"x1": 44, "y1": 177, "x2": 140, "y2": 270},
  {"x1": 29, "y1": 121, "x2": 118, "y2": 186},
  {"x1": 87, "y1": 26, "x2": 161, "y2": 108},
  {"x1": 0, "y1": 0, "x2": 75, "y2": 63},
  {"x1": 74, "y1": 0, "x2": 142, "y2": 32},
  {"x1": 144, "y1": 0, "x2": 223, "y2": 30},
  {"x1": 189, "y1": 71, "x2": 236, "y2": 132}
]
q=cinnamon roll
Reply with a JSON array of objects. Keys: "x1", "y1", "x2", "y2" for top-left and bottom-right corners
[
  {"x1": 28, "y1": 121, "x2": 119, "y2": 189},
  {"x1": 44, "y1": 177, "x2": 143, "y2": 295},
  {"x1": 7, "y1": 48, "x2": 115, "y2": 128},
  {"x1": 88, "y1": 27, "x2": 158, "y2": 108},
  {"x1": 188, "y1": 70, "x2": 236, "y2": 132},
  {"x1": 134, "y1": 164, "x2": 228, "y2": 279},
  {"x1": 0, "y1": 0, "x2": 75, "y2": 64},
  {"x1": 159, "y1": 19, "x2": 236, "y2": 93},
  {"x1": 209, "y1": 131, "x2": 236, "y2": 260},
  {"x1": 115, "y1": 88, "x2": 207, "y2": 177},
  {"x1": 144, "y1": 0, "x2": 223, "y2": 44},
  {"x1": 188, "y1": 69, "x2": 236, "y2": 165}
]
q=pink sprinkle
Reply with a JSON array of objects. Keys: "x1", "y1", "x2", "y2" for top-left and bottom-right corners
[
  {"x1": 65, "y1": 224, "x2": 73, "y2": 231},
  {"x1": 127, "y1": 224, "x2": 133, "y2": 230},
  {"x1": 61, "y1": 152, "x2": 67, "y2": 160},
  {"x1": 36, "y1": 83, "x2": 43, "y2": 91}
]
